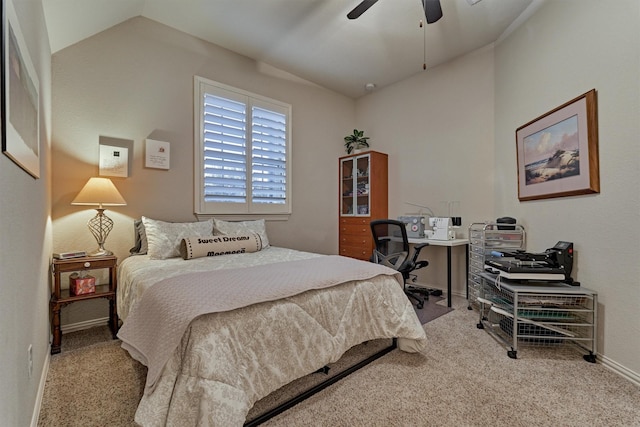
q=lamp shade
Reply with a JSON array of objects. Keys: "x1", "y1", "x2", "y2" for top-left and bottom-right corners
[{"x1": 71, "y1": 177, "x2": 127, "y2": 207}]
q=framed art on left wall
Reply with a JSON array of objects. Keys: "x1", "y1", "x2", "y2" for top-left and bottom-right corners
[{"x1": 1, "y1": 0, "x2": 40, "y2": 178}]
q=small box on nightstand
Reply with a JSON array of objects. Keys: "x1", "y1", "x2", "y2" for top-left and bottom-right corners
[{"x1": 69, "y1": 273, "x2": 96, "y2": 295}]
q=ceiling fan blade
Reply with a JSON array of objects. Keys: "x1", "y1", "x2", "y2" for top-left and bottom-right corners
[
  {"x1": 422, "y1": 0, "x2": 443, "y2": 24},
  {"x1": 347, "y1": 0, "x2": 379, "y2": 20}
]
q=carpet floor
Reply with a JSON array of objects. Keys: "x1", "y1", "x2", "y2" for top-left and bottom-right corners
[{"x1": 37, "y1": 296, "x2": 640, "y2": 426}]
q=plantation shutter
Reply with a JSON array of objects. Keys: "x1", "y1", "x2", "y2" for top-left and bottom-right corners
[
  {"x1": 195, "y1": 76, "x2": 291, "y2": 215},
  {"x1": 203, "y1": 94, "x2": 247, "y2": 203},
  {"x1": 251, "y1": 105, "x2": 287, "y2": 205}
]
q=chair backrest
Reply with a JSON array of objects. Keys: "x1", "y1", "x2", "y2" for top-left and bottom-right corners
[{"x1": 370, "y1": 219, "x2": 410, "y2": 272}]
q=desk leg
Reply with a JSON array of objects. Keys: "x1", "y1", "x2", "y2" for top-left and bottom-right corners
[{"x1": 446, "y1": 246, "x2": 452, "y2": 308}]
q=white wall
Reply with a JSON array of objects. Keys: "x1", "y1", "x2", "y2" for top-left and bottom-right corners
[
  {"x1": 51, "y1": 17, "x2": 355, "y2": 325},
  {"x1": 355, "y1": 45, "x2": 496, "y2": 295},
  {"x1": 494, "y1": 0, "x2": 640, "y2": 379},
  {"x1": 0, "y1": 0, "x2": 52, "y2": 425}
]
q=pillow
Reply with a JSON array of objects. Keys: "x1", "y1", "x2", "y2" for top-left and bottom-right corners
[
  {"x1": 213, "y1": 218, "x2": 270, "y2": 248},
  {"x1": 179, "y1": 233, "x2": 263, "y2": 260},
  {"x1": 142, "y1": 216, "x2": 214, "y2": 259},
  {"x1": 129, "y1": 219, "x2": 149, "y2": 255}
]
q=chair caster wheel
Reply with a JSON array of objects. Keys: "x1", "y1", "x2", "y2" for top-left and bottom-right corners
[{"x1": 417, "y1": 302, "x2": 424, "y2": 309}]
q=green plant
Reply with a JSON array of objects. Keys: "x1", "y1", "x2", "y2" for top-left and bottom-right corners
[{"x1": 343, "y1": 129, "x2": 370, "y2": 154}]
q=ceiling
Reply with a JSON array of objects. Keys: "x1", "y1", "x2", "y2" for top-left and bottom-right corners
[{"x1": 43, "y1": 0, "x2": 539, "y2": 98}]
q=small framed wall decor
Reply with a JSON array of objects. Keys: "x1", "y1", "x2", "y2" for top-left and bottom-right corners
[
  {"x1": 145, "y1": 139, "x2": 170, "y2": 170},
  {"x1": 1, "y1": 0, "x2": 41, "y2": 178},
  {"x1": 516, "y1": 89, "x2": 599, "y2": 201},
  {"x1": 99, "y1": 136, "x2": 132, "y2": 178}
]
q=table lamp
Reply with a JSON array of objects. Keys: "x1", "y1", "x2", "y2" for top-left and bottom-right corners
[{"x1": 71, "y1": 177, "x2": 127, "y2": 256}]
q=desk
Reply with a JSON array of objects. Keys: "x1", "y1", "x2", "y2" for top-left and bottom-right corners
[{"x1": 408, "y1": 238, "x2": 469, "y2": 308}]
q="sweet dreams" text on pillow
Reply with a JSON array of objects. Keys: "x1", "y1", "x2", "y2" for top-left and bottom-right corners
[{"x1": 179, "y1": 233, "x2": 263, "y2": 260}]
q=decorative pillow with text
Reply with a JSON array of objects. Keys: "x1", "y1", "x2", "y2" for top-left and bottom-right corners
[{"x1": 179, "y1": 233, "x2": 263, "y2": 260}]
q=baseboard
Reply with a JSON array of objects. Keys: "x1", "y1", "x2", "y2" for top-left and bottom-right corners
[
  {"x1": 31, "y1": 345, "x2": 51, "y2": 427},
  {"x1": 600, "y1": 354, "x2": 640, "y2": 387},
  {"x1": 61, "y1": 317, "x2": 110, "y2": 334}
]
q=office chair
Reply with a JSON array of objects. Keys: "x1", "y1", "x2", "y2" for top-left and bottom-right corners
[{"x1": 370, "y1": 219, "x2": 430, "y2": 309}]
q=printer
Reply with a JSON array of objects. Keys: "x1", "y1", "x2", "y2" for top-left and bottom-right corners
[{"x1": 484, "y1": 241, "x2": 576, "y2": 284}]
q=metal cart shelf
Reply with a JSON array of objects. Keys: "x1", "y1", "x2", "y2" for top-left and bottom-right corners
[
  {"x1": 476, "y1": 272, "x2": 597, "y2": 362},
  {"x1": 468, "y1": 222, "x2": 526, "y2": 310}
]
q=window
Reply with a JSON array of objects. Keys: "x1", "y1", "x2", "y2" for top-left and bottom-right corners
[{"x1": 194, "y1": 76, "x2": 291, "y2": 216}]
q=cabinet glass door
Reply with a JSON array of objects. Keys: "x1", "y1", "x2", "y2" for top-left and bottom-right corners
[{"x1": 341, "y1": 154, "x2": 370, "y2": 216}]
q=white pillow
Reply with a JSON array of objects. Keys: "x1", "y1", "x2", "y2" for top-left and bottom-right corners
[
  {"x1": 213, "y1": 218, "x2": 270, "y2": 248},
  {"x1": 142, "y1": 216, "x2": 214, "y2": 259}
]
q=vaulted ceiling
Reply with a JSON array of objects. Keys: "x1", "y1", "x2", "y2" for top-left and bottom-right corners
[{"x1": 43, "y1": 0, "x2": 539, "y2": 98}]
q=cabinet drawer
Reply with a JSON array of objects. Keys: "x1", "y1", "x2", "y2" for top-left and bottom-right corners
[
  {"x1": 469, "y1": 272, "x2": 482, "y2": 284},
  {"x1": 339, "y1": 245, "x2": 372, "y2": 260},
  {"x1": 340, "y1": 224, "x2": 370, "y2": 235},
  {"x1": 340, "y1": 234, "x2": 372, "y2": 247},
  {"x1": 470, "y1": 252, "x2": 483, "y2": 263},
  {"x1": 470, "y1": 230, "x2": 483, "y2": 239},
  {"x1": 470, "y1": 244, "x2": 485, "y2": 254},
  {"x1": 340, "y1": 217, "x2": 370, "y2": 225},
  {"x1": 470, "y1": 258, "x2": 484, "y2": 271}
]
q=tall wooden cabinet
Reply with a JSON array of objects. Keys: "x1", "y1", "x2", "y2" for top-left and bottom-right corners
[{"x1": 339, "y1": 150, "x2": 388, "y2": 260}]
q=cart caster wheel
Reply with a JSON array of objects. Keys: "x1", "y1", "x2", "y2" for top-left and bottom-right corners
[
  {"x1": 467, "y1": 305, "x2": 473, "y2": 310},
  {"x1": 417, "y1": 302, "x2": 424, "y2": 309},
  {"x1": 476, "y1": 323, "x2": 484, "y2": 329},
  {"x1": 583, "y1": 354, "x2": 596, "y2": 363},
  {"x1": 507, "y1": 350, "x2": 517, "y2": 359}
]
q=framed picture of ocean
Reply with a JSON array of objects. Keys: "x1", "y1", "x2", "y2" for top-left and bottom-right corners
[{"x1": 516, "y1": 89, "x2": 599, "y2": 201}]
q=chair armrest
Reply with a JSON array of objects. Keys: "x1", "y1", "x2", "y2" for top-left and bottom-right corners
[
  {"x1": 411, "y1": 242, "x2": 429, "y2": 264},
  {"x1": 413, "y1": 243, "x2": 429, "y2": 257},
  {"x1": 414, "y1": 243, "x2": 429, "y2": 251}
]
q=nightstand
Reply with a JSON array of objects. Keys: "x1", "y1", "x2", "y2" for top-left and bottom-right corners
[{"x1": 50, "y1": 255, "x2": 119, "y2": 354}]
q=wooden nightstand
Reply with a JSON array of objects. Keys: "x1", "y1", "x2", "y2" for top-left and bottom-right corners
[{"x1": 50, "y1": 255, "x2": 119, "y2": 354}]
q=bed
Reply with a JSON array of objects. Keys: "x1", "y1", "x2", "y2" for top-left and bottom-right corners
[{"x1": 117, "y1": 217, "x2": 428, "y2": 426}]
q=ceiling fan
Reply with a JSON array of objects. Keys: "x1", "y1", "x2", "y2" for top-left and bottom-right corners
[{"x1": 347, "y1": 0, "x2": 443, "y2": 24}]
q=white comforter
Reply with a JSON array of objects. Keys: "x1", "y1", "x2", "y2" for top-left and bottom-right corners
[{"x1": 117, "y1": 247, "x2": 427, "y2": 426}]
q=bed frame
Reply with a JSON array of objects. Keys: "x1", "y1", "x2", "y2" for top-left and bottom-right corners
[{"x1": 244, "y1": 338, "x2": 397, "y2": 426}]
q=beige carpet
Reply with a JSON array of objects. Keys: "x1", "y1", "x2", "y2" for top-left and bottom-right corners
[{"x1": 38, "y1": 297, "x2": 640, "y2": 426}]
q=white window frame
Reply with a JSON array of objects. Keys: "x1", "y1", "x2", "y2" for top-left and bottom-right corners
[{"x1": 194, "y1": 76, "x2": 292, "y2": 217}]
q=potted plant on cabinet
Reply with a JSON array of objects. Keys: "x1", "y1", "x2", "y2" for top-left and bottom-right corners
[{"x1": 344, "y1": 129, "x2": 370, "y2": 154}]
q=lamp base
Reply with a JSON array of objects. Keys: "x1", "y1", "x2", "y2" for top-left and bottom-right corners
[
  {"x1": 86, "y1": 208, "x2": 115, "y2": 257},
  {"x1": 88, "y1": 248, "x2": 114, "y2": 257}
]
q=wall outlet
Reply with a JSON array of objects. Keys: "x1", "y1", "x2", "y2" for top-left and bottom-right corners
[{"x1": 27, "y1": 344, "x2": 33, "y2": 379}]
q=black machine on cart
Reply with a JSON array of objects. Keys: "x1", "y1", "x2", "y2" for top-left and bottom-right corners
[{"x1": 484, "y1": 241, "x2": 577, "y2": 285}]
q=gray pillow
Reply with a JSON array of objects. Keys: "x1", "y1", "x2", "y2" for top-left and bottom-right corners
[{"x1": 129, "y1": 219, "x2": 148, "y2": 255}]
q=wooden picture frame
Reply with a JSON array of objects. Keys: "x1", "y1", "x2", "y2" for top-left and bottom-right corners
[
  {"x1": 516, "y1": 89, "x2": 599, "y2": 201},
  {"x1": 1, "y1": 0, "x2": 40, "y2": 178}
]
